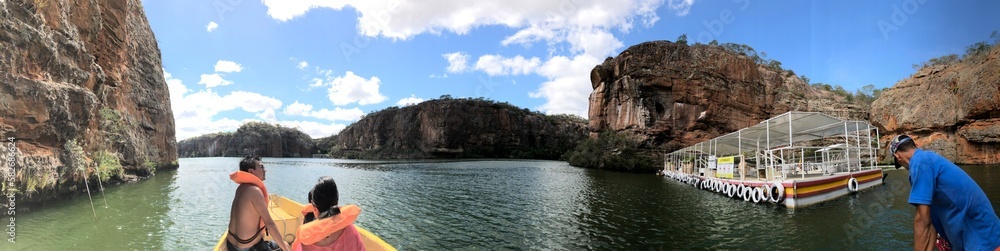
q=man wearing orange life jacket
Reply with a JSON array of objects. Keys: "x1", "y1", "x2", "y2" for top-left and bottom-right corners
[
  {"x1": 226, "y1": 156, "x2": 292, "y2": 251},
  {"x1": 293, "y1": 177, "x2": 364, "y2": 251}
]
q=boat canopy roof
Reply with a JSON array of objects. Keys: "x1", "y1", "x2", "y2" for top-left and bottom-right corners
[{"x1": 668, "y1": 111, "x2": 876, "y2": 157}]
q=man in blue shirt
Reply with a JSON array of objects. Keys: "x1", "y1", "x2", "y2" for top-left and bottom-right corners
[{"x1": 891, "y1": 134, "x2": 1000, "y2": 251}]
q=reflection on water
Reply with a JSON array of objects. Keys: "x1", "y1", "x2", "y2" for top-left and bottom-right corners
[{"x1": 4, "y1": 158, "x2": 999, "y2": 250}]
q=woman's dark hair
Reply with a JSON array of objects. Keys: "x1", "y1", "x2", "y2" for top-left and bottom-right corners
[{"x1": 310, "y1": 176, "x2": 341, "y2": 218}]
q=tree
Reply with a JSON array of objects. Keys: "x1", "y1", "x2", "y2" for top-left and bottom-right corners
[
  {"x1": 709, "y1": 39, "x2": 719, "y2": 46},
  {"x1": 991, "y1": 30, "x2": 999, "y2": 45},
  {"x1": 799, "y1": 75, "x2": 810, "y2": 84},
  {"x1": 676, "y1": 34, "x2": 688, "y2": 45},
  {"x1": 965, "y1": 41, "x2": 992, "y2": 59}
]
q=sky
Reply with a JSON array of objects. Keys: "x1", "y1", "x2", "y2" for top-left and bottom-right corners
[{"x1": 142, "y1": 0, "x2": 1000, "y2": 140}]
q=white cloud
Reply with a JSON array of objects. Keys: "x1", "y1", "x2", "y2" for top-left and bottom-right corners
[
  {"x1": 396, "y1": 95, "x2": 424, "y2": 106},
  {"x1": 667, "y1": 0, "x2": 695, "y2": 17},
  {"x1": 261, "y1": 0, "x2": 674, "y2": 117},
  {"x1": 206, "y1": 21, "x2": 219, "y2": 32},
  {"x1": 529, "y1": 54, "x2": 601, "y2": 116},
  {"x1": 311, "y1": 71, "x2": 387, "y2": 106},
  {"x1": 163, "y1": 69, "x2": 187, "y2": 107},
  {"x1": 298, "y1": 60, "x2": 309, "y2": 70},
  {"x1": 308, "y1": 78, "x2": 325, "y2": 88},
  {"x1": 256, "y1": 108, "x2": 277, "y2": 121},
  {"x1": 282, "y1": 101, "x2": 365, "y2": 121},
  {"x1": 283, "y1": 101, "x2": 313, "y2": 116},
  {"x1": 170, "y1": 88, "x2": 284, "y2": 140},
  {"x1": 276, "y1": 120, "x2": 348, "y2": 139},
  {"x1": 215, "y1": 60, "x2": 243, "y2": 73},
  {"x1": 198, "y1": 73, "x2": 233, "y2": 88},
  {"x1": 442, "y1": 52, "x2": 470, "y2": 73},
  {"x1": 260, "y1": 0, "x2": 667, "y2": 39},
  {"x1": 473, "y1": 55, "x2": 541, "y2": 76},
  {"x1": 310, "y1": 108, "x2": 366, "y2": 121}
]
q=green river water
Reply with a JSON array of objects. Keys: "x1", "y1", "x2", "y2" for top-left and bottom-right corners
[{"x1": 3, "y1": 157, "x2": 1000, "y2": 250}]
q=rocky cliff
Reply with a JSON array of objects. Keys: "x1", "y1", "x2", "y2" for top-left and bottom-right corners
[
  {"x1": 871, "y1": 46, "x2": 1000, "y2": 164},
  {"x1": 0, "y1": 0, "x2": 177, "y2": 203},
  {"x1": 178, "y1": 122, "x2": 315, "y2": 158},
  {"x1": 589, "y1": 41, "x2": 859, "y2": 152},
  {"x1": 331, "y1": 98, "x2": 589, "y2": 159}
]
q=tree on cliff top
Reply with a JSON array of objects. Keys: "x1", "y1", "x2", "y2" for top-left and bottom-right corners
[
  {"x1": 913, "y1": 30, "x2": 998, "y2": 70},
  {"x1": 676, "y1": 34, "x2": 688, "y2": 45}
]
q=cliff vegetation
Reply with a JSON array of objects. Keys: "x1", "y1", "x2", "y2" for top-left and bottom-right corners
[
  {"x1": 0, "y1": 0, "x2": 177, "y2": 204},
  {"x1": 329, "y1": 97, "x2": 589, "y2": 160},
  {"x1": 177, "y1": 122, "x2": 315, "y2": 158}
]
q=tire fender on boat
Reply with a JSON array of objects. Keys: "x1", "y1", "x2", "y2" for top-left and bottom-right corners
[
  {"x1": 848, "y1": 177, "x2": 860, "y2": 193},
  {"x1": 751, "y1": 187, "x2": 761, "y2": 203},
  {"x1": 742, "y1": 186, "x2": 752, "y2": 202},
  {"x1": 770, "y1": 182, "x2": 785, "y2": 203},
  {"x1": 761, "y1": 184, "x2": 772, "y2": 203},
  {"x1": 727, "y1": 183, "x2": 736, "y2": 198}
]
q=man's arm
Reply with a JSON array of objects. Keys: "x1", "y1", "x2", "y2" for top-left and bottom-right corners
[
  {"x1": 913, "y1": 205, "x2": 936, "y2": 251},
  {"x1": 250, "y1": 188, "x2": 292, "y2": 251}
]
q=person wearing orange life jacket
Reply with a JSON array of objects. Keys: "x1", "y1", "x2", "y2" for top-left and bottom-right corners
[
  {"x1": 293, "y1": 177, "x2": 364, "y2": 251},
  {"x1": 226, "y1": 156, "x2": 292, "y2": 251}
]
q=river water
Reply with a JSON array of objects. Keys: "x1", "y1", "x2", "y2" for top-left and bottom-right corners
[{"x1": 4, "y1": 158, "x2": 1000, "y2": 250}]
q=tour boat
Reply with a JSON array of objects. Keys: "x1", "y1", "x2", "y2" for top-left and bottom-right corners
[
  {"x1": 212, "y1": 195, "x2": 396, "y2": 251},
  {"x1": 661, "y1": 111, "x2": 887, "y2": 208}
]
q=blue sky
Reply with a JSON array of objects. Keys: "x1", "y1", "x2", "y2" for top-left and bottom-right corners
[{"x1": 143, "y1": 0, "x2": 1000, "y2": 140}]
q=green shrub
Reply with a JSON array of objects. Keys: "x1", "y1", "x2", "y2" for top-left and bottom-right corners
[
  {"x1": 143, "y1": 159, "x2": 157, "y2": 174},
  {"x1": 94, "y1": 150, "x2": 123, "y2": 182},
  {"x1": 676, "y1": 34, "x2": 688, "y2": 45},
  {"x1": 565, "y1": 132, "x2": 657, "y2": 172}
]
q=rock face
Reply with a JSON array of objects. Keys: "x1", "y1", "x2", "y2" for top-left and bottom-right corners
[
  {"x1": 589, "y1": 41, "x2": 859, "y2": 151},
  {"x1": 178, "y1": 122, "x2": 315, "y2": 158},
  {"x1": 0, "y1": 0, "x2": 177, "y2": 203},
  {"x1": 332, "y1": 98, "x2": 589, "y2": 159},
  {"x1": 871, "y1": 47, "x2": 1000, "y2": 164}
]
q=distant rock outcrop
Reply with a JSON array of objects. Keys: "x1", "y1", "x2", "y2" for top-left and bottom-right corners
[
  {"x1": 178, "y1": 122, "x2": 315, "y2": 158},
  {"x1": 588, "y1": 41, "x2": 860, "y2": 152},
  {"x1": 330, "y1": 98, "x2": 589, "y2": 159},
  {"x1": 871, "y1": 46, "x2": 1000, "y2": 164},
  {"x1": 0, "y1": 0, "x2": 177, "y2": 203}
]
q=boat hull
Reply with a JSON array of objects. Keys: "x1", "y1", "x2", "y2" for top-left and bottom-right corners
[
  {"x1": 212, "y1": 195, "x2": 395, "y2": 251},
  {"x1": 663, "y1": 169, "x2": 885, "y2": 208}
]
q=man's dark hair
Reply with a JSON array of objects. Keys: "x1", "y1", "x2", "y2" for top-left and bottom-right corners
[
  {"x1": 239, "y1": 155, "x2": 261, "y2": 172},
  {"x1": 896, "y1": 139, "x2": 917, "y2": 153}
]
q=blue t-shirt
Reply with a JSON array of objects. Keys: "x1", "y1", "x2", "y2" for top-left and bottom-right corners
[{"x1": 908, "y1": 149, "x2": 1000, "y2": 250}]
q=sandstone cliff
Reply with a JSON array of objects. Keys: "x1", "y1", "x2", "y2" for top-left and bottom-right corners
[
  {"x1": 0, "y1": 0, "x2": 176, "y2": 203},
  {"x1": 178, "y1": 122, "x2": 315, "y2": 158},
  {"x1": 589, "y1": 41, "x2": 861, "y2": 152},
  {"x1": 331, "y1": 98, "x2": 588, "y2": 159},
  {"x1": 871, "y1": 46, "x2": 1000, "y2": 164}
]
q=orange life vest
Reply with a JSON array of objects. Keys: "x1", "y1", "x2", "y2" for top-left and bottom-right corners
[
  {"x1": 292, "y1": 204, "x2": 361, "y2": 246},
  {"x1": 301, "y1": 203, "x2": 320, "y2": 218},
  {"x1": 230, "y1": 171, "x2": 269, "y2": 205}
]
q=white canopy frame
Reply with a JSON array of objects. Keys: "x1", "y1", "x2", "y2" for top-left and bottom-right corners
[{"x1": 664, "y1": 111, "x2": 881, "y2": 181}]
